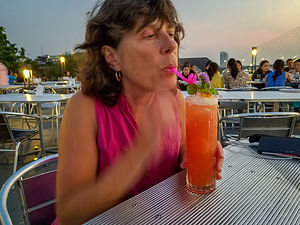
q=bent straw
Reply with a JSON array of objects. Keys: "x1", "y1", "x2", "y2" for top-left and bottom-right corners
[{"x1": 170, "y1": 68, "x2": 197, "y2": 84}]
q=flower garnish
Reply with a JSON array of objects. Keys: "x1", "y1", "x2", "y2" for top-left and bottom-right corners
[
  {"x1": 170, "y1": 67, "x2": 218, "y2": 96},
  {"x1": 188, "y1": 72, "x2": 218, "y2": 96}
]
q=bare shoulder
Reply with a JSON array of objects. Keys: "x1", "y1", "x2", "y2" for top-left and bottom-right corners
[
  {"x1": 61, "y1": 91, "x2": 97, "y2": 135},
  {"x1": 66, "y1": 91, "x2": 95, "y2": 112},
  {"x1": 173, "y1": 89, "x2": 185, "y2": 121},
  {"x1": 175, "y1": 89, "x2": 185, "y2": 104}
]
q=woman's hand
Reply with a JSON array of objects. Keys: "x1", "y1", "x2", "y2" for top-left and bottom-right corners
[{"x1": 216, "y1": 141, "x2": 224, "y2": 180}]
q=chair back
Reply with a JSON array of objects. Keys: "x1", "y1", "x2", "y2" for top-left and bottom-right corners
[
  {"x1": 0, "y1": 113, "x2": 15, "y2": 143},
  {"x1": 0, "y1": 154, "x2": 58, "y2": 225},
  {"x1": 240, "y1": 116, "x2": 295, "y2": 138},
  {"x1": 237, "y1": 112, "x2": 298, "y2": 139},
  {"x1": 19, "y1": 170, "x2": 57, "y2": 225},
  {"x1": 219, "y1": 101, "x2": 248, "y2": 111}
]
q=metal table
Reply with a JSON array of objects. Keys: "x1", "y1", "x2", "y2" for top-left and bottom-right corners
[
  {"x1": 0, "y1": 85, "x2": 23, "y2": 94},
  {"x1": 85, "y1": 144, "x2": 300, "y2": 225},
  {"x1": 44, "y1": 84, "x2": 81, "y2": 94},
  {"x1": 183, "y1": 91, "x2": 300, "y2": 111},
  {"x1": 0, "y1": 93, "x2": 73, "y2": 155}
]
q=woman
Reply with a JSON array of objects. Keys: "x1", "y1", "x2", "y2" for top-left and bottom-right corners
[
  {"x1": 0, "y1": 62, "x2": 9, "y2": 85},
  {"x1": 236, "y1": 60, "x2": 243, "y2": 71},
  {"x1": 207, "y1": 62, "x2": 224, "y2": 88},
  {"x1": 178, "y1": 64, "x2": 190, "y2": 81},
  {"x1": 55, "y1": 1, "x2": 224, "y2": 224},
  {"x1": 265, "y1": 59, "x2": 291, "y2": 87},
  {"x1": 252, "y1": 60, "x2": 271, "y2": 80},
  {"x1": 223, "y1": 58, "x2": 249, "y2": 89}
]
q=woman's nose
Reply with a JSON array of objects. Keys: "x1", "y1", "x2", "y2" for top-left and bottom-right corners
[{"x1": 160, "y1": 33, "x2": 177, "y2": 55}]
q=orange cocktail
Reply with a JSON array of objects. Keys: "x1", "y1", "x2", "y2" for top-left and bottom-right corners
[{"x1": 186, "y1": 94, "x2": 218, "y2": 194}]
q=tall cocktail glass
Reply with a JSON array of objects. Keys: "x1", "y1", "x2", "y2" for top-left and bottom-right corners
[{"x1": 186, "y1": 94, "x2": 218, "y2": 194}]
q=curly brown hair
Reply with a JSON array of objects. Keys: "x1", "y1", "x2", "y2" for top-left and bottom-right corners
[{"x1": 75, "y1": 0, "x2": 184, "y2": 107}]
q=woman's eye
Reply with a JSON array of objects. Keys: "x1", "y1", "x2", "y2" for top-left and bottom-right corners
[
  {"x1": 169, "y1": 33, "x2": 175, "y2": 38},
  {"x1": 147, "y1": 34, "x2": 154, "y2": 38}
]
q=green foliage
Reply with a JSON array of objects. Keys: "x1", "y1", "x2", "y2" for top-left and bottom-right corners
[
  {"x1": 187, "y1": 82, "x2": 218, "y2": 96},
  {"x1": 187, "y1": 83, "x2": 198, "y2": 95},
  {"x1": 0, "y1": 26, "x2": 27, "y2": 72}
]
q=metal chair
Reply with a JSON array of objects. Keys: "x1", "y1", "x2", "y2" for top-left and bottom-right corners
[
  {"x1": 0, "y1": 154, "x2": 58, "y2": 225},
  {"x1": 220, "y1": 112, "x2": 299, "y2": 142},
  {"x1": 0, "y1": 112, "x2": 40, "y2": 174}
]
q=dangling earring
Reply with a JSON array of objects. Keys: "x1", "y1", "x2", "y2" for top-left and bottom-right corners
[{"x1": 115, "y1": 71, "x2": 122, "y2": 82}]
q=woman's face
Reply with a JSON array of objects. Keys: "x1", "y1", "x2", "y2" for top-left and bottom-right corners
[
  {"x1": 237, "y1": 63, "x2": 242, "y2": 70},
  {"x1": 115, "y1": 19, "x2": 178, "y2": 92},
  {"x1": 261, "y1": 62, "x2": 270, "y2": 73},
  {"x1": 182, "y1": 67, "x2": 190, "y2": 76}
]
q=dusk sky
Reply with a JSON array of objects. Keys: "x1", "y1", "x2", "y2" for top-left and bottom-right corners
[{"x1": 1, "y1": 0, "x2": 300, "y2": 65}]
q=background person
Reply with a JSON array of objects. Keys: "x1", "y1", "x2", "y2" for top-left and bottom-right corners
[
  {"x1": 0, "y1": 62, "x2": 9, "y2": 85},
  {"x1": 236, "y1": 60, "x2": 243, "y2": 71},
  {"x1": 284, "y1": 58, "x2": 295, "y2": 73},
  {"x1": 252, "y1": 60, "x2": 271, "y2": 80},
  {"x1": 265, "y1": 59, "x2": 291, "y2": 87},
  {"x1": 8, "y1": 71, "x2": 17, "y2": 84},
  {"x1": 62, "y1": 71, "x2": 71, "y2": 80},
  {"x1": 223, "y1": 58, "x2": 249, "y2": 89},
  {"x1": 207, "y1": 62, "x2": 224, "y2": 88}
]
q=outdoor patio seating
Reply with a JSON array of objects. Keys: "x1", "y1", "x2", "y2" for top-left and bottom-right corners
[{"x1": 0, "y1": 112, "x2": 40, "y2": 174}]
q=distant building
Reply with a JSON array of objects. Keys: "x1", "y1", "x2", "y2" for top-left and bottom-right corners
[
  {"x1": 36, "y1": 55, "x2": 60, "y2": 65},
  {"x1": 220, "y1": 51, "x2": 229, "y2": 68}
]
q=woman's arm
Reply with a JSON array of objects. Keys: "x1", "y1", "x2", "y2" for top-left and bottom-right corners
[
  {"x1": 286, "y1": 72, "x2": 291, "y2": 83},
  {"x1": 56, "y1": 92, "x2": 161, "y2": 225},
  {"x1": 174, "y1": 90, "x2": 186, "y2": 167}
]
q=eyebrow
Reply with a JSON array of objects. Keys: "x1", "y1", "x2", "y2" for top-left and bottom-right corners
[{"x1": 136, "y1": 19, "x2": 175, "y2": 33}]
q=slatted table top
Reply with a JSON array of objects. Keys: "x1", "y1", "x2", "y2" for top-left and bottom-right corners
[{"x1": 85, "y1": 143, "x2": 300, "y2": 225}]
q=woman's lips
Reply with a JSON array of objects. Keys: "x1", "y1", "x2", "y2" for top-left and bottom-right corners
[{"x1": 162, "y1": 67, "x2": 176, "y2": 76}]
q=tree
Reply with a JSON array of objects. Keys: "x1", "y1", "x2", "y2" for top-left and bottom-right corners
[{"x1": 0, "y1": 26, "x2": 27, "y2": 72}]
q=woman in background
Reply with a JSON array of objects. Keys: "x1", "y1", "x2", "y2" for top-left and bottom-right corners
[
  {"x1": 265, "y1": 59, "x2": 291, "y2": 87},
  {"x1": 207, "y1": 62, "x2": 224, "y2": 88},
  {"x1": 252, "y1": 60, "x2": 271, "y2": 80},
  {"x1": 223, "y1": 58, "x2": 249, "y2": 89}
]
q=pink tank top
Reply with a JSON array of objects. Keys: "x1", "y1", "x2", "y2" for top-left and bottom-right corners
[
  {"x1": 95, "y1": 94, "x2": 181, "y2": 196},
  {"x1": 52, "y1": 94, "x2": 181, "y2": 225}
]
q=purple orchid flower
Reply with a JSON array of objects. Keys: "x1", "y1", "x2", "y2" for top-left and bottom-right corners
[{"x1": 199, "y1": 72, "x2": 211, "y2": 88}]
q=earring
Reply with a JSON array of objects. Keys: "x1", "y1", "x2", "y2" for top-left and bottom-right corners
[{"x1": 115, "y1": 71, "x2": 122, "y2": 82}]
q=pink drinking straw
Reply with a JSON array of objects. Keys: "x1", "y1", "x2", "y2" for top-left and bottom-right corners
[{"x1": 170, "y1": 68, "x2": 197, "y2": 84}]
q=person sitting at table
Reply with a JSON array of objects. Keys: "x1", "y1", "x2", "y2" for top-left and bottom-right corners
[
  {"x1": 62, "y1": 71, "x2": 71, "y2": 81},
  {"x1": 0, "y1": 62, "x2": 9, "y2": 85},
  {"x1": 54, "y1": 1, "x2": 224, "y2": 224},
  {"x1": 41, "y1": 74, "x2": 48, "y2": 82},
  {"x1": 179, "y1": 64, "x2": 190, "y2": 80},
  {"x1": 223, "y1": 58, "x2": 249, "y2": 89},
  {"x1": 284, "y1": 58, "x2": 295, "y2": 73},
  {"x1": 294, "y1": 59, "x2": 300, "y2": 70},
  {"x1": 236, "y1": 60, "x2": 243, "y2": 71},
  {"x1": 8, "y1": 71, "x2": 17, "y2": 85},
  {"x1": 207, "y1": 62, "x2": 224, "y2": 88},
  {"x1": 265, "y1": 59, "x2": 291, "y2": 87},
  {"x1": 252, "y1": 60, "x2": 271, "y2": 81},
  {"x1": 32, "y1": 74, "x2": 40, "y2": 84}
]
